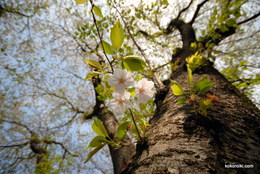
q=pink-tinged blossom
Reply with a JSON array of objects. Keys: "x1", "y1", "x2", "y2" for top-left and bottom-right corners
[
  {"x1": 135, "y1": 78, "x2": 155, "y2": 104},
  {"x1": 109, "y1": 91, "x2": 131, "y2": 115},
  {"x1": 108, "y1": 69, "x2": 134, "y2": 92}
]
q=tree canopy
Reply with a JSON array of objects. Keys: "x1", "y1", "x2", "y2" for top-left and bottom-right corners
[{"x1": 0, "y1": 0, "x2": 259, "y2": 173}]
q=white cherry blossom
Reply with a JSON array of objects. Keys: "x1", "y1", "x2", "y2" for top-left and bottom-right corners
[
  {"x1": 108, "y1": 69, "x2": 134, "y2": 92},
  {"x1": 135, "y1": 78, "x2": 155, "y2": 104},
  {"x1": 109, "y1": 91, "x2": 131, "y2": 115}
]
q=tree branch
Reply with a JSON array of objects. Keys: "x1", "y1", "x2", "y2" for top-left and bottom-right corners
[
  {"x1": 176, "y1": 0, "x2": 194, "y2": 20},
  {"x1": 190, "y1": 0, "x2": 210, "y2": 24},
  {"x1": 0, "y1": 142, "x2": 30, "y2": 148},
  {"x1": 238, "y1": 11, "x2": 260, "y2": 25},
  {"x1": 0, "y1": 119, "x2": 35, "y2": 135},
  {"x1": 43, "y1": 139, "x2": 77, "y2": 158},
  {"x1": 90, "y1": 1, "x2": 114, "y2": 73}
]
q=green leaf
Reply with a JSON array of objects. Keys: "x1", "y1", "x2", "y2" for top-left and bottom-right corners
[
  {"x1": 93, "y1": 5, "x2": 103, "y2": 18},
  {"x1": 193, "y1": 77, "x2": 215, "y2": 95},
  {"x1": 86, "y1": 136, "x2": 108, "y2": 149},
  {"x1": 84, "y1": 59, "x2": 102, "y2": 69},
  {"x1": 226, "y1": 18, "x2": 237, "y2": 27},
  {"x1": 122, "y1": 56, "x2": 147, "y2": 72},
  {"x1": 110, "y1": 20, "x2": 124, "y2": 50},
  {"x1": 116, "y1": 121, "x2": 131, "y2": 140},
  {"x1": 85, "y1": 71, "x2": 101, "y2": 80},
  {"x1": 75, "y1": 0, "x2": 87, "y2": 4},
  {"x1": 102, "y1": 40, "x2": 114, "y2": 55},
  {"x1": 127, "y1": 87, "x2": 136, "y2": 96},
  {"x1": 177, "y1": 98, "x2": 188, "y2": 104},
  {"x1": 187, "y1": 65, "x2": 193, "y2": 88},
  {"x1": 171, "y1": 83, "x2": 184, "y2": 96},
  {"x1": 84, "y1": 144, "x2": 105, "y2": 163},
  {"x1": 92, "y1": 119, "x2": 109, "y2": 137}
]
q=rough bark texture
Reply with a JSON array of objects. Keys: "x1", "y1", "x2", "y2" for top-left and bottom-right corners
[
  {"x1": 98, "y1": 107, "x2": 135, "y2": 174},
  {"x1": 121, "y1": 19, "x2": 260, "y2": 174},
  {"x1": 124, "y1": 64, "x2": 259, "y2": 174}
]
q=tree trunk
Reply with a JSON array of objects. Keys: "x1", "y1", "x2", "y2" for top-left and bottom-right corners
[
  {"x1": 121, "y1": 20, "x2": 260, "y2": 174},
  {"x1": 123, "y1": 63, "x2": 260, "y2": 174},
  {"x1": 89, "y1": 77, "x2": 135, "y2": 174}
]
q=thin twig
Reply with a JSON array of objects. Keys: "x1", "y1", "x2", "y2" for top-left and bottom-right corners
[
  {"x1": 129, "y1": 109, "x2": 141, "y2": 139},
  {"x1": 238, "y1": 11, "x2": 260, "y2": 25},
  {"x1": 111, "y1": 2, "x2": 164, "y2": 89},
  {"x1": 90, "y1": 1, "x2": 114, "y2": 73}
]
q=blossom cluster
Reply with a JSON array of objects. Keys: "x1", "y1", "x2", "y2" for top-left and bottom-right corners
[{"x1": 108, "y1": 69, "x2": 155, "y2": 115}]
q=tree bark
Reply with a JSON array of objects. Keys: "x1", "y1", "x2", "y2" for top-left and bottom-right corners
[
  {"x1": 124, "y1": 64, "x2": 260, "y2": 174},
  {"x1": 122, "y1": 20, "x2": 260, "y2": 174}
]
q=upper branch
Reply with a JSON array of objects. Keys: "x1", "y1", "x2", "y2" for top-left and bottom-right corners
[
  {"x1": 44, "y1": 139, "x2": 77, "y2": 158},
  {"x1": 190, "y1": 0, "x2": 210, "y2": 24},
  {"x1": 0, "y1": 142, "x2": 30, "y2": 148},
  {"x1": 0, "y1": 119, "x2": 35, "y2": 136},
  {"x1": 176, "y1": 0, "x2": 194, "y2": 20},
  {"x1": 238, "y1": 11, "x2": 260, "y2": 25}
]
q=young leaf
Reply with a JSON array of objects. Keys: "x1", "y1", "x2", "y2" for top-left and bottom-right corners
[
  {"x1": 193, "y1": 77, "x2": 215, "y2": 95},
  {"x1": 93, "y1": 5, "x2": 103, "y2": 18},
  {"x1": 85, "y1": 71, "x2": 101, "y2": 81},
  {"x1": 84, "y1": 144, "x2": 105, "y2": 163},
  {"x1": 187, "y1": 65, "x2": 193, "y2": 88},
  {"x1": 110, "y1": 20, "x2": 124, "y2": 50},
  {"x1": 75, "y1": 0, "x2": 87, "y2": 4},
  {"x1": 86, "y1": 136, "x2": 108, "y2": 149},
  {"x1": 127, "y1": 87, "x2": 136, "y2": 96},
  {"x1": 116, "y1": 121, "x2": 131, "y2": 140},
  {"x1": 102, "y1": 40, "x2": 114, "y2": 55},
  {"x1": 177, "y1": 98, "x2": 188, "y2": 104},
  {"x1": 84, "y1": 59, "x2": 102, "y2": 70},
  {"x1": 171, "y1": 84, "x2": 184, "y2": 96},
  {"x1": 122, "y1": 56, "x2": 147, "y2": 72},
  {"x1": 92, "y1": 119, "x2": 109, "y2": 137}
]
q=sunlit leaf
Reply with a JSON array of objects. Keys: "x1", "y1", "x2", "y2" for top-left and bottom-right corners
[
  {"x1": 84, "y1": 144, "x2": 105, "y2": 163},
  {"x1": 193, "y1": 77, "x2": 215, "y2": 95},
  {"x1": 122, "y1": 56, "x2": 147, "y2": 72},
  {"x1": 177, "y1": 98, "x2": 188, "y2": 104},
  {"x1": 171, "y1": 84, "x2": 184, "y2": 96},
  {"x1": 92, "y1": 119, "x2": 109, "y2": 137},
  {"x1": 127, "y1": 87, "x2": 136, "y2": 96},
  {"x1": 187, "y1": 65, "x2": 193, "y2": 88},
  {"x1": 85, "y1": 136, "x2": 108, "y2": 149},
  {"x1": 93, "y1": 5, "x2": 103, "y2": 18},
  {"x1": 75, "y1": 0, "x2": 87, "y2": 4},
  {"x1": 110, "y1": 20, "x2": 124, "y2": 49},
  {"x1": 116, "y1": 121, "x2": 131, "y2": 140},
  {"x1": 84, "y1": 59, "x2": 102, "y2": 69},
  {"x1": 85, "y1": 71, "x2": 101, "y2": 81},
  {"x1": 102, "y1": 40, "x2": 114, "y2": 55}
]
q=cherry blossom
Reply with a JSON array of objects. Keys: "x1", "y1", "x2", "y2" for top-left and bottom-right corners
[
  {"x1": 108, "y1": 69, "x2": 134, "y2": 92},
  {"x1": 109, "y1": 91, "x2": 131, "y2": 115},
  {"x1": 135, "y1": 78, "x2": 155, "y2": 104}
]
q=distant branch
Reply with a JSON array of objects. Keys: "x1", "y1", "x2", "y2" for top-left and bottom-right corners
[
  {"x1": 0, "y1": 119, "x2": 34, "y2": 135},
  {"x1": 190, "y1": 0, "x2": 210, "y2": 24},
  {"x1": 0, "y1": 142, "x2": 30, "y2": 148},
  {"x1": 44, "y1": 139, "x2": 77, "y2": 159},
  {"x1": 0, "y1": 5, "x2": 31, "y2": 18},
  {"x1": 238, "y1": 11, "x2": 260, "y2": 25},
  {"x1": 176, "y1": 0, "x2": 194, "y2": 20}
]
